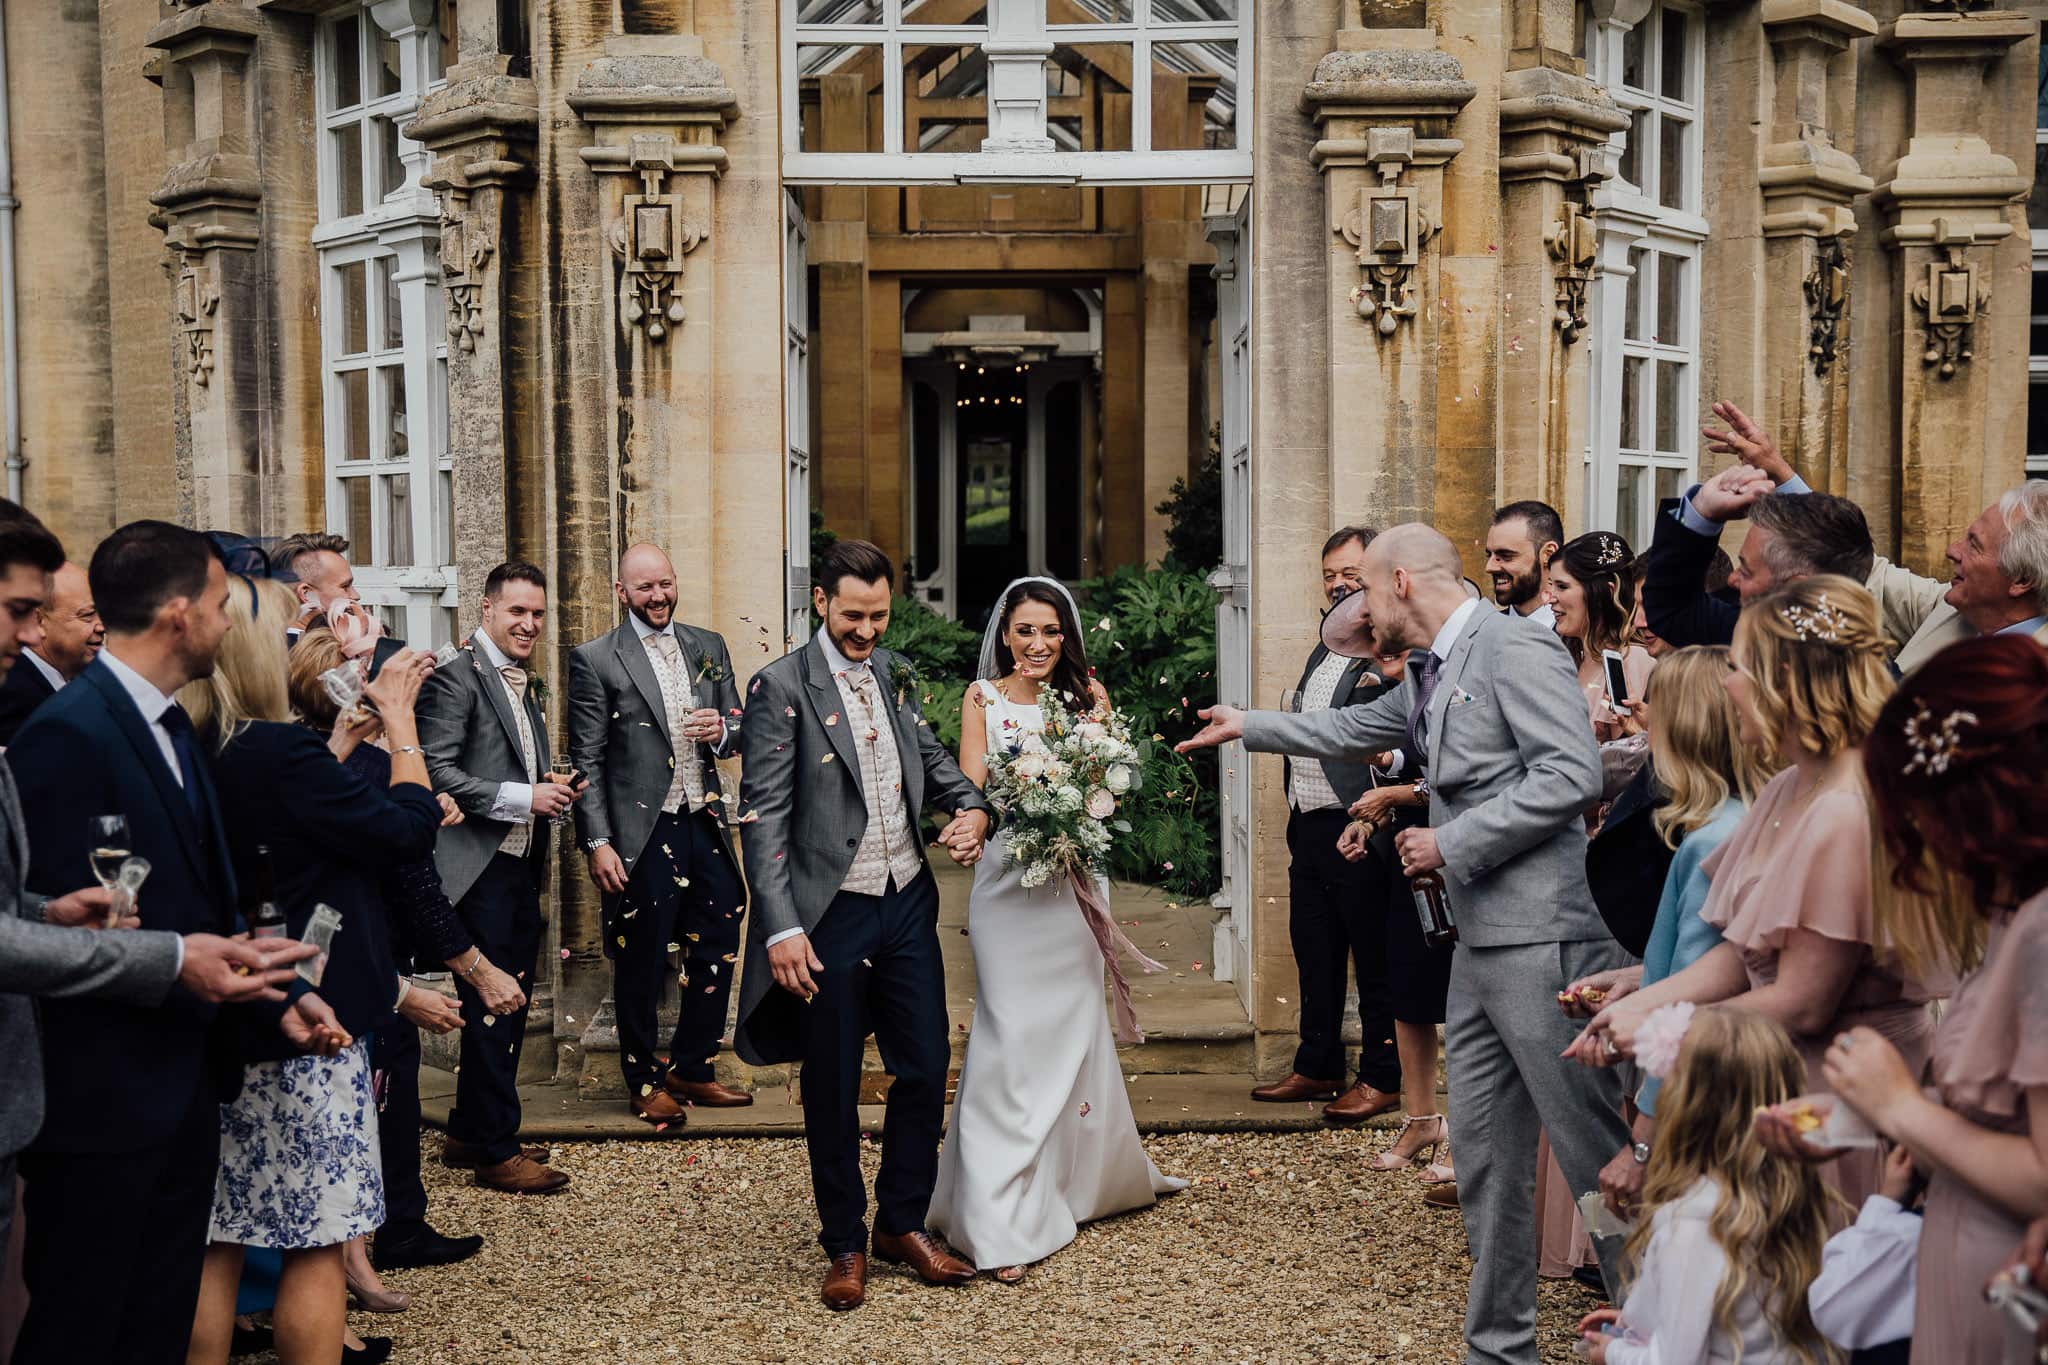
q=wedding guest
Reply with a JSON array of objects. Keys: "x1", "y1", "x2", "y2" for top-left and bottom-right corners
[
  {"x1": 1548, "y1": 530, "x2": 1654, "y2": 744},
  {"x1": 1627, "y1": 555, "x2": 1670, "y2": 660},
  {"x1": 0, "y1": 559, "x2": 101, "y2": 745},
  {"x1": 182, "y1": 575, "x2": 442, "y2": 1365},
  {"x1": 1251, "y1": 526, "x2": 1410, "y2": 1120},
  {"x1": 1579, "y1": 576, "x2": 1932, "y2": 1208},
  {"x1": 1565, "y1": 646, "x2": 1775, "y2": 1220},
  {"x1": 284, "y1": 630, "x2": 494, "y2": 1278},
  {"x1": 416, "y1": 562, "x2": 582, "y2": 1194},
  {"x1": 269, "y1": 533, "x2": 360, "y2": 645},
  {"x1": 1808, "y1": 1143, "x2": 1924, "y2": 1365},
  {"x1": 1576, "y1": 1005, "x2": 1836, "y2": 1365},
  {"x1": 8, "y1": 521, "x2": 339, "y2": 1365},
  {"x1": 567, "y1": 543, "x2": 751, "y2": 1126},
  {"x1": 1763, "y1": 635, "x2": 2048, "y2": 1365},
  {"x1": 1485, "y1": 500, "x2": 1563, "y2": 629}
]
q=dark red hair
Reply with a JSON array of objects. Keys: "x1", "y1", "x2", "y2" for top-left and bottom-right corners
[{"x1": 1864, "y1": 635, "x2": 2048, "y2": 910}]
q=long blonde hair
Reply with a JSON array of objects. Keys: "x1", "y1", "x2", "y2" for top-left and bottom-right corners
[
  {"x1": 1624, "y1": 1007, "x2": 1838, "y2": 1365},
  {"x1": 1732, "y1": 575, "x2": 1893, "y2": 764},
  {"x1": 179, "y1": 575, "x2": 295, "y2": 752},
  {"x1": 1648, "y1": 646, "x2": 1777, "y2": 849}
]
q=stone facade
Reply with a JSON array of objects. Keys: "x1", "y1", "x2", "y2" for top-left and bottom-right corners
[{"x1": 9, "y1": 0, "x2": 2038, "y2": 1081}]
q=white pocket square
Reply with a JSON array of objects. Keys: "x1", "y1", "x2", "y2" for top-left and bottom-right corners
[{"x1": 1447, "y1": 687, "x2": 1478, "y2": 707}]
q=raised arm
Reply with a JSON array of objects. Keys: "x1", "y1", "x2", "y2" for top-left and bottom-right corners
[
  {"x1": 1239, "y1": 684, "x2": 1414, "y2": 761},
  {"x1": 1643, "y1": 496, "x2": 1739, "y2": 648}
]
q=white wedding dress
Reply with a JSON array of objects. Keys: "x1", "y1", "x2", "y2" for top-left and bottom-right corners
[{"x1": 928, "y1": 679, "x2": 1185, "y2": 1269}]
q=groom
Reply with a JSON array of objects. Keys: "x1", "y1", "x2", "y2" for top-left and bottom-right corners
[{"x1": 735, "y1": 539, "x2": 994, "y2": 1310}]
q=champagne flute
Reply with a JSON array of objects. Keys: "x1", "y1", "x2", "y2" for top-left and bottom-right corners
[{"x1": 87, "y1": 815, "x2": 131, "y2": 929}]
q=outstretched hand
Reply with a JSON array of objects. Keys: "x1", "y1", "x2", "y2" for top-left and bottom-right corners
[
  {"x1": 1176, "y1": 705, "x2": 1246, "y2": 754},
  {"x1": 1702, "y1": 400, "x2": 1795, "y2": 485},
  {"x1": 1690, "y1": 464, "x2": 1777, "y2": 524}
]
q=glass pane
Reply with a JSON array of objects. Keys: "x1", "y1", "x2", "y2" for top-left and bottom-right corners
[
  {"x1": 1154, "y1": 0, "x2": 1235, "y2": 18},
  {"x1": 342, "y1": 476, "x2": 372, "y2": 556},
  {"x1": 2032, "y1": 270, "x2": 2048, "y2": 354},
  {"x1": 906, "y1": 43, "x2": 986, "y2": 152},
  {"x1": 438, "y1": 468, "x2": 454, "y2": 566},
  {"x1": 2038, "y1": 42, "x2": 2047, "y2": 128},
  {"x1": 2032, "y1": 142, "x2": 2048, "y2": 233},
  {"x1": 796, "y1": 46, "x2": 878, "y2": 154},
  {"x1": 1154, "y1": 41, "x2": 1236, "y2": 150},
  {"x1": 330, "y1": 16, "x2": 362, "y2": 110},
  {"x1": 377, "y1": 603, "x2": 403, "y2": 637},
  {"x1": 377, "y1": 32, "x2": 403, "y2": 97},
  {"x1": 962, "y1": 438, "x2": 1012, "y2": 546},
  {"x1": 339, "y1": 369, "x2": 370, "y2": 461},
  {"x1": 1659, "y1": 7, "x2": 1689, "y2": 102},
  {"x1": 903, "y1": 0, "x2": 987, "y2": 20},
  {"x1": 436, "y1": 1, "x2": 456, "y2": 79},
  {"x1": 383, "y1": 475, "x2": 414, "y2": 567},
  {"x1": 1659, "y1": 114, "x2": 1688, "y2": 211},
  {"x1": 332, "y1": 126, "x2": 365, "y2": 217},
  {"x1": 438, "y1": 607, "x2": 458, "y2": 651},
  {"x1": 798, "y1": 0, "x2": 881, "y2": 20},
  {"x1": 338, "y1": 261, "x2": 369, "y2": 354},
  {"x1": 1048, "y1": 0, "x2": 1132, "y2": 18},
  {"x1": 378, "y1": 116, "x2": 407, "y2": 199},
  {"x1": 382, "y1": 365, "x2": 409, "y2": 459},
  {"x1": 1655, "y1": 464, "x2": 1684, "y2": 508},
  {"x1": 377, "y1": 257, "x2": 403, "y2": 350},
  {"x1": 1052, "y1": 45, "x2": 1134, "y2": 151},
  {"x1": 1624, "y1": 248, "x2": 1646, "y2": 342},
  {"x1": 1621, "y1": 18, "x2": 1645, "y2": 90},
  {"x1": 1655, "y1": 359, "x2": 1684, "y2": 453},
  {"x1": 1616, "y1": 464, "x2": 1644, "y2": 540},
  {"x1": 1617, "y1": 110, "x2": 1642, "y2": 190},
  {"x1": 1655, "y1": 252, "x2": 1686, "y2": 345},
  {"x1": 1620, "y1": 355, "x2": 1644, "y2": 450}
]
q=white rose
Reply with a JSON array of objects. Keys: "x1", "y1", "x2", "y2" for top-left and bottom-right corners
[
  {"x1": 1016, "y1": 752, "x2": 1046, "y2": 780},
  {"x1": 1086, "y1": 788, "x2": 1117, "y2": 820},
  {"x1": 1104, "y1": 764, "x2": 1133, "y2": 794},
  {"x1": 1077, "y1": 721, "x2": 1107, "y2": 744},
  {"x1": 1020, "y1": 733, "x2": 1050, "y2": 757}
]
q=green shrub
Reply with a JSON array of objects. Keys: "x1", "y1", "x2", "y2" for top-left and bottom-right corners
[{"x1": 1156, "y1": 428, "x2": 1223, "y2": 573}]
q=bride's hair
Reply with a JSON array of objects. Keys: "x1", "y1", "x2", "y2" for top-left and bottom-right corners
[{"x1": 993, "y1": 581, "x2": 1095, "y2": 708}]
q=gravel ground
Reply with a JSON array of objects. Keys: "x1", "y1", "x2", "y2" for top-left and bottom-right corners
[{"x1": 333, "y1": 1129, "x2": 1599, "y2": 1364}]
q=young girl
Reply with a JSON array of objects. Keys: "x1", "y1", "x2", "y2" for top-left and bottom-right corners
[{"x1": 1577, "y1": 1005, "x2": 1836, "y2": 1365}]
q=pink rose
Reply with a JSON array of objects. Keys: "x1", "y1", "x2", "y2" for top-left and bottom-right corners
[{"x1": 1086, "y1": 788, "x2": 1117, "y2": 820}]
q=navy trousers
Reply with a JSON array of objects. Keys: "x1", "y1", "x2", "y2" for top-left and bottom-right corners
[
  {"x1": 448, "y1": 851, "x2": 544, "y2": 1163},
  {"x1": 611, "y1": 808, "x2": 747, "y2": 1091}
]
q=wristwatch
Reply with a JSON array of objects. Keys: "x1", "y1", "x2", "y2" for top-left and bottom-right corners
[
  {"x1": 585, "y1": 837, "x2": 611, "y2": 853},
  {"x1": 1631, "y1": 1141, "x2": 1652, "y2": 1165}
]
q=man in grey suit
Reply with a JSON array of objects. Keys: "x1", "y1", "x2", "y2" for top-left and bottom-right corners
[
  {"x1": 735, "y1": 539, "x2": 993, "y2": 1312},
  {"x1": 1182, "y1": 523, "x2": 1629, "y2": 1365},
  {"x1": 567, "y1": 543, "x2": 753, "y2": 1125},
  {"x1": 0, "y1": 508, "x2": 308, "y2": 1266},
  {"x1": 417, "y1": 560, "x2": 585, "y2": 1195}
]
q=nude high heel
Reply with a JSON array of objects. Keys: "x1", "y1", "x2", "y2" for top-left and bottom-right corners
[{"x1": 1368, "y1": 1114, "x2": 1446, "y2": 1172}]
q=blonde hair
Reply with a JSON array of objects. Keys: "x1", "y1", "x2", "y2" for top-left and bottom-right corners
[
  {"x1": 1648, "y1": 646, "x2": 1778, "y2": 849},
  {"x1": 286, "y1": 626, "x2": 347, "y2": 730},
  {"x1": 1625, "y1": 1007, "x2": 1838, "y2": 1365},
  {"x1": 179, "y1": 576, "x2": 296, "y2": 752},
  {"x1": 1732, "y1": 575, "x2": 1893, "y2": 763}
]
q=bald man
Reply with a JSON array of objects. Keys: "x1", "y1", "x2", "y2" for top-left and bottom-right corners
[
  {"x1": 565, "y1": 545, "x2": 752, "y2": 1122},
  {"x1": 0, "y1": 562, "x2": 102, "y2": 745},
  {"x1": 1182, "y1": 524, "x2": 1627, "y2": 1365}
]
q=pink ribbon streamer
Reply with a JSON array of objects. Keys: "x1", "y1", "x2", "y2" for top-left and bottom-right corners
[{"x1": 1071, "y1": 872, "x2": 1166, "y2": 1045}]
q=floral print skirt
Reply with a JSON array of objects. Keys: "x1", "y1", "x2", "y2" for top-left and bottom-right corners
[{"x1": 208, "y1": 1037, "x2": 385, "y2": 1250}]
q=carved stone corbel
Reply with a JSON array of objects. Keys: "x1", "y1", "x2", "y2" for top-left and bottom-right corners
[
  {"x1": 602, "y1": 137, "x2": 710, "y2": 344},
  {"x1": 1803, "y1": 234, "x2": 1848, "y2": 377},
  {"x1": 1908, "y1": 242, "x2": 1989, "y2": 377},
  {"x1": 173, "y1": 252, "x2": 220, "y2": 386},
  {"x1": 1336, "y1": 131, "x2": 1437, "y2": 339}
]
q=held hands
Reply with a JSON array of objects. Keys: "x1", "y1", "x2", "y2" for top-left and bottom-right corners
[
  {"x1": 938, "y1": 809, "x2": 991, "y2": 866},
  {"x1": 587, "y1": 843, "x2": 629, "y2": 895},
  {"x1": 280, "y1": 992, "x2": 352, "y2": 1056},
  {"x1": 178, "y1": 934, "x2": 319, "y2": 1004},
  {"x1": 1701, "y1": 400, "x2": 1796, "y2": 485},
  {"x1": 397, "y1": 981, "x2": 464, "y2": 1035},
  {"x1": 531, "y1": 772, "x2": 589, "y2": 819},
  {"x1": 1392, "y1": 827, "x2": 1443, "y2": 878},
  {"x1": 1176, "y1": 705, "x2": 1246, "y2": 754},
  {"x1": 768, "y1": 931, "x2": 824, "y2": 1000},
  {"x1": 44, "y1": 886, "x2": 118, "y2": 929}
]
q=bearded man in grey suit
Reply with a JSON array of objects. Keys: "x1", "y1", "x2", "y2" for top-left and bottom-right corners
[
  {"x1": 567, "y1": 543, "x2": 753, "y2": 1126},
  {"x1": 1181, "y1": 523, "x2": 1629, "y2": 1365},
  {"x1": 734, "y1": 539, "x2": 993, "y2": 1312}
]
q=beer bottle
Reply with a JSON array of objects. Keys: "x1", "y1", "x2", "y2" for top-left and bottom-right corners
[
  {"x1": 1411, "y1": 866, "x2": 1457, "y2": 948},
  {"x1": 247, "y1": 844, "x2": 287, "y2": 939}
]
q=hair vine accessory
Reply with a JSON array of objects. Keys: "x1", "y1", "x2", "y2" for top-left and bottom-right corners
[
  {"x1": 1635, "y1": 1001, "x2": 1697, "y2": 1080},
  {"x1": 1593, "y1": 534, "x2": 1628, "y2": 569},
  {"x1": 1777, "y1": 592, "x2": 1850, "y2": 643},
  {"x1": 1900, "y1": 700, "x2": 1978, "y2": 777}
]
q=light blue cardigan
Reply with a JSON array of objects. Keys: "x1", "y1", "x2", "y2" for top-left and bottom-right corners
[{"x1": 1636, "y1": 797, "x2": 1749, "y2": 1117}]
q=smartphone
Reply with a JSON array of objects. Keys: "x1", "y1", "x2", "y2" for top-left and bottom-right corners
[{"x1": 1602, "y1": 648, "x2": 1631, "y2": 714}]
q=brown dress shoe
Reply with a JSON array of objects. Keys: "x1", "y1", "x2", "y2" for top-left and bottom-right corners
[
  {"x1": 1422, "y1": 1181, "x2": 1460, "y2": 1209},
  {"x1": 441, "y1": 1138, "x2": 550, "y2": 1170},
  {"x1": 1249, "y1": 1073, "x2": 1343, "y2": 1103},
  {"x1": 1324, "y1": 1081, "x2": 1402, "y2": 1124},
  {"x1": 872, "y1": 1229, "x2": 975, "y2": 1285},
  {"x1": 632, "y1": 1089, "x2": 689, "y2": 1127},
  {"x1": 662, "y1": 1075, "x2": 755, "y2": 1108},
  {"x1": 821, "y1": 1252, "x2": 867, "y2": 1311},
  {"x1": 474, "y1": 1154, "x2": 570, "y2": 1195}
]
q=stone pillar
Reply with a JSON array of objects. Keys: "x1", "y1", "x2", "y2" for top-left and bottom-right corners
[
  {"x1": 145, "y1": 3, "x2": 263, "y2": 530},
  {"x1": 1302, "y1": 41, "x2": 1476, "y2": 529},
  {"x1": 1498, "y1": 45, "x2": 1626, "y2": 525},
  {"x1": 1875, "y1": 5, "x2": 2032, "y2": 573},
  {"x1": 1759, "y1": 0, "x2": 1876, "y2": 495}
]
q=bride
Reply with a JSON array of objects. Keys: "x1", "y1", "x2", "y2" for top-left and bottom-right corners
[{"x1": 926, "y1": 576, "x2": 1184, "y2": 1283}]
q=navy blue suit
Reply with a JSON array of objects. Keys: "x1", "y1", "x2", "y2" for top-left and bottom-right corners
[
  {"x1": 0, "y1": 657, "x2": 54, "y2": 747},
  {"x1": 7, "y1": 659, "x2": 240, "y2": 1365}
]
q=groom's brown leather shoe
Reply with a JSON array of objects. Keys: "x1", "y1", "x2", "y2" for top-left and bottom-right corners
[
  {"x1": 662, "y1": 1075, "x2": 755, "y2": 1108},
  {"x1": 821, "y1": 1253, "x2": 867, "y2": 1311},
  {"x1": 1250, "y1": 1073, "x2": 1342, "y2": 1103},
  {"x1": 872, "y1": 1230, "x2": 975, "y2": 1285},
  {"x1": 1324, "y1": 1081, "x2": 1401, "y2": 1124}
]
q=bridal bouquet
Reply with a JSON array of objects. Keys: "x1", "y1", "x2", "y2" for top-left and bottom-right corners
[{"x1": 982, "y1": 686, "x2": 1143, "y2": 889}]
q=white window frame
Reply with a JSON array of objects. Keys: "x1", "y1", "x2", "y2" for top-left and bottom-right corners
[
  {"x1": 314, "y1": 3, "x2": 459, "y2": 648},
  {"x1": 1584, "y1": 0, "x2": 1706, "y2": 549},
  {"x1": 782, "y1": 0, "x2": 1252, "y2": 185}
]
